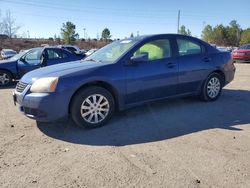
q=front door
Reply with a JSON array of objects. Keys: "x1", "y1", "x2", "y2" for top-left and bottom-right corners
[
  {"x1": 125, "y1": 38, "x2": 179, "y2": 105},
  {"x1": 18, "y1": 48, "x2": 43, "y2": 77}
]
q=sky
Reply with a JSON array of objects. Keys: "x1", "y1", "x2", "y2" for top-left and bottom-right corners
[{"x1": 0, "y1": 0, "x2": 250, "y2": 39}]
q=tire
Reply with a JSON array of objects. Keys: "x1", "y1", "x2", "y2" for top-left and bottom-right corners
[
  {"x1": 70, "y1": 86, "x2": 115, "y2": 129},
  {"x1": 200, "y1": 73, "x2": 223, "y2": 101},
  {"x1": 0, "y1": 70, "x2": 13, "y2": 87}
]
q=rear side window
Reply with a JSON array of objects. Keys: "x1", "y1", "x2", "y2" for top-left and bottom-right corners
[
  {"x1": 134, "y1": 39, "x2": 171, "y2": 61},
  {"x1": 46, "y1": 49, "x2": 67, "y2": 59},
  {"x1": 66, "y1": 47, "x2": 77, "y2": 52},
  {"x1": 58, "y1": 49, "x2": 68, "y2": 58},
  {"x1": 177, "y1": 39, "x2": 201, "y2": 56}
]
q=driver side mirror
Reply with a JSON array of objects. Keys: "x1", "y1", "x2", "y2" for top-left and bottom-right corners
[{"x1": 130, "y1": 53, "x2": 149, "y2": 63}]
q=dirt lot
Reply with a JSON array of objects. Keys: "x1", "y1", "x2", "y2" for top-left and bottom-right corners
[{"x1": 0, "y1": 64, "x2": 250, "y2": 188}]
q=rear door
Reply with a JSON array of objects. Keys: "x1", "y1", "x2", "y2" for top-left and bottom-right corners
[
  {"x1": 125, "y1": 37, "x2": 179, "y2": 105},
  {"x1": 176, "y1": 37, "x2": 213, "y2": 94}
]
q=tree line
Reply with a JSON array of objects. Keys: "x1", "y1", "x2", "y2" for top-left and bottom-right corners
[
  {"x1": 201, "y1": 20, "x2": 250, "y2": 46},
  {"x1": 179, "y1": 21, "x2": 250, "y2": 46}
]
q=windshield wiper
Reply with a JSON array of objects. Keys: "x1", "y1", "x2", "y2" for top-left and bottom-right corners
[
  {"x1": 86, "y1": 58, "x2": 96, "y2": 62},
  {"x1": 86, "y1": 59, "x2": 102, "y2": 63}
]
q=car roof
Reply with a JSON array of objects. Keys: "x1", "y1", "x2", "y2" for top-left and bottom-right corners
[
  {"x1": 44, "y1": 46, "x2": 64, "y2": 49},
  {"x1": 125, "y1": 33, "x2": 197, "y2": 39},
  {"x1": 123, "y1": 34, "x2": 207, "y2": 44},
  {"x1": 2, "y1": 49, "x2": 16, "y2": 51},
  {"x1": 29, "y1": 46, "x2": 66, "y2": 50},
  {"x1": 60, "y1": 45, "x2": 75, "y2": 47}
]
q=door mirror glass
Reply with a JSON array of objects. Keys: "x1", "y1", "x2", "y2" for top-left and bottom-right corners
[{"x1": 130, "y1": 53, "x2": 149, "y2": 63}]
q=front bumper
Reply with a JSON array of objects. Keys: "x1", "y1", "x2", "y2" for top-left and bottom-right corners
[
  {"x1": 13, "y1": 85, "x2": 70, "y2": 122},
  {"x1": 233, "y1": 58, "x2": 250, "y2": 63}
]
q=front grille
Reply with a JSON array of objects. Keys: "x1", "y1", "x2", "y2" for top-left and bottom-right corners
[{"x1": 16, "y1": 81, "x2": 28, "y2": 93}]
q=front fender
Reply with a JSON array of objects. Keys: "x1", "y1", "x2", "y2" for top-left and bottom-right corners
[{"x1": 0, "y1": 61, "x2": 19, "y2": 79}]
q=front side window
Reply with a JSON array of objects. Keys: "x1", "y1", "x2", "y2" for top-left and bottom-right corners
[
  {"x1": 25, "y1": 48, "x2": 43, "y2": 61},
  {"x1": 133, "y1": 39, "x2": 171, "y2": 61},
  {"x1": 177, "y1": 39, "x2": 201, "y2": 56}
]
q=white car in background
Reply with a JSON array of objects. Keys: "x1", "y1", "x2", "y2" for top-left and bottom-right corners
[
  {"x1": 1, "y1": 49, "x2": 17, "y2": 59},
  {"x1": 58, "y1": 45, "x2": 86, "y2": 55},
  {"x1": 217, "y1": 46, "x2": 230, "y2": 52}
]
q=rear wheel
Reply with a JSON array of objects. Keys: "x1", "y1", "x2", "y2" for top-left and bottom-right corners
[
  {"x1": 70, "y1": 86, "x2": 115, "y2": 129},
  {"x1": 200, "y1": 73, "x2": 223, "y2": 101},
  {"x1": 0, "y1": 70, "x2": 13, "y2": 87}
]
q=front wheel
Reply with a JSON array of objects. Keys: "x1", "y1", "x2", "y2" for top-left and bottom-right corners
[
  {"x1": 200, "y1": 73, "x2": 223, "y2": 101},
  {"x1": 70, "y1": 86, "x2": 115, "y2": 129},
  {"x1": 0, "y1": 70, "x2": 13, "y2": 87}
]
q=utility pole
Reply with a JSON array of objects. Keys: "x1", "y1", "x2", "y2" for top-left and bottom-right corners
[
  {"x1": 27, "y1": 30, "x2": 30, "y2": 38},
  {"x1": 83, "y1": 28, "x2": 86, "y2": 39},
  {"x1": 177, "y1": 10, "x2": 180, "y2": 34}
]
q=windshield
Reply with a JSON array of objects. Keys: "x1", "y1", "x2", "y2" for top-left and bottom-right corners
[
  {"x1": 85, "y1": 39, "x2": 138, "y2": 63},
  {"x1": 4, "y1": 51, "x2": 16, "y2": 55},
  {"x1": 10, "y1": 50, "x2": 30, "y2": 60},
  {"x1": 239, "y1": 45, "x2": 250, "y2": 50}
]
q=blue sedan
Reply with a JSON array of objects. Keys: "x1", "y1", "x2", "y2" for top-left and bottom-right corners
[
  {"x1": 0, "y1": 47, "x2": 84, "y2": 86},
  {"x1": 13, "y1": 34, "x2": 235, "y2": 128}
]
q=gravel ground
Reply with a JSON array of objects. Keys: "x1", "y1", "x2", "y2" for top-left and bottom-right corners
[{"x1": 0, "y1": 64, "x2": 250, "y2": 188}]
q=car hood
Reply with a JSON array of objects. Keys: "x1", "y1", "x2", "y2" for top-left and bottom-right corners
[
  {"x1": 21, "y1": 60, "x2": 104, "y2": 84},
  {"x1": 0, "y1": 59, "x2": 16, "y2": 64}
]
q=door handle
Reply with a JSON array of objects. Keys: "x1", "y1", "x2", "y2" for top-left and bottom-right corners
[
  {"x1": 167, "y1": 62, "x2": 175, "y2": 68},
  {"x1": 203, "y1": 57, "x2": 211, "y2": 62}
]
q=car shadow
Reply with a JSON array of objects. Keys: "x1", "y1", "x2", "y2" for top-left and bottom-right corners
[
  {"x1": 0, "y1": 81, "x2": 18, "y2": 89},
  {"x1": 37, "y1": 89, "x2": 250, "y2": 146}
]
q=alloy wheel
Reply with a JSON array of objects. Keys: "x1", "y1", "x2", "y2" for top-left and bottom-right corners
[
  {"x1": 207, "y1": 77, "x2": 221, "y2": 99},
  {"x1": 80, "y1": 94, "x2": 110, "y2": 124},
  {"x1": 0, "y1": 73, "x2": 10, "y2": 86}
]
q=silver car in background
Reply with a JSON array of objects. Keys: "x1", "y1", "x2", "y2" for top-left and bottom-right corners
[{"x1": 0, "y1": 49, "x2": 17, "y2": 59}]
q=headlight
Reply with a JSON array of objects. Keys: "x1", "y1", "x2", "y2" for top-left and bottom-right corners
[{"x1": 30, "y1": 77, "x2": 59, "y2": 93}]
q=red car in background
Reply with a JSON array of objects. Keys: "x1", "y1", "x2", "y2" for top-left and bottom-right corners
[{"x1": 232, "y1": 44, "x2": 250, "y2": 63}]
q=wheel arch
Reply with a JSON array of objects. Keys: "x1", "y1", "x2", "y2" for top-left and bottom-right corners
[
  {"x1": 68, "y1": 81, "x2": 120, "y2": 114},
  {"x1": 0, "y1": 68, "x2": 16, "y2": 81},
  {"x1": 0, "y1": 68, "x2": 14, "y2": 77},
  {"x1": 199, "y1": 69, "x2": 226, "y2": 95},
  {"x1": 212, "y1": 69, "x2": 226, "y2": 86}
]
